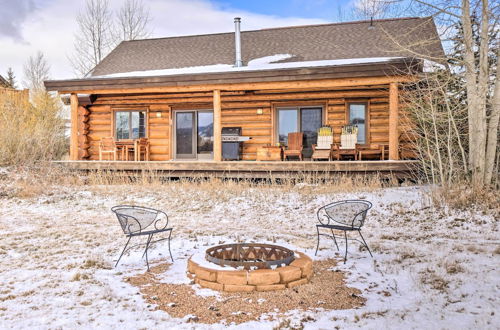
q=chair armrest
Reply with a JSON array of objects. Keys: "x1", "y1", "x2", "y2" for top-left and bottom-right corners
[{"x1": 153, "y1": 210, "x2": 169, "y2": 231}]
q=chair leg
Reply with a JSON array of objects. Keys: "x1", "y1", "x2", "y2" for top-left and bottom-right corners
[
  {"x1": 115, "y1": 236, "x2": 131, "y2": 267},
  {"x1": 167, "y1": 229, "x2": 174, "y2": 263},
  {"x1": 144, "y1": 234, "x2": 153, "y2": 271},
  {"x1": 343, "y1": 230, "x2": 348, "y2": 264},
  {"x1": 330, "y1": 228, "x2": 340, "y2": 251},
  {"x1": 315, "y1": 225, "x2": 320, "y2": 256},
  {"x1": 358, "y1": 230, "x2": 373, "y2": 258}
]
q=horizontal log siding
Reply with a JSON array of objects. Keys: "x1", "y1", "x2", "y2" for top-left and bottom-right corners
[
  {"x1": 148, "y1": 104, "x2": 171, "y2": 161},
  {"x1": 87, "y1": 86, "x2": 408, "y2": 161},
  {"x1": 87, "y1": 105, "x2": 112, "y2": 160}
]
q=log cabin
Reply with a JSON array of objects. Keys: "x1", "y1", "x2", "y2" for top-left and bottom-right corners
[{"x1": 45, "y1": 17, "x2": 444, "y2": 177}]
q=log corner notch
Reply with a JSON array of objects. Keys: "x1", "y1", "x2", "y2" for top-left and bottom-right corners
[
  {"x1": 389, "y1": 82, "x2": 399, "y2": 160},
  {"x1": 70, "y1": 93, "x2": 79, "y2": 160},
  {"x1": 213, "y1": 89, "x2": 222, "y2": 161}
]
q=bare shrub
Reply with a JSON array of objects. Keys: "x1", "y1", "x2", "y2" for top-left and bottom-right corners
[
  {"x1": 0, "y1": 91, "x2": 66, "y2": 166},
  {"x1": 401, "y1": 70, "x2": 469, "y2": 187}
]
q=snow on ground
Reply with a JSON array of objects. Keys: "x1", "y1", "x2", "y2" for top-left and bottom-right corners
[{"x1": 0, "y1": 181, "x2": 498, "y2": 329}]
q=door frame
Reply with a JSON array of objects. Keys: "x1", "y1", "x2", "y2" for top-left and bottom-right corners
[{"x1": 173, "y1": 109, "x2": 213, "y2": 160}]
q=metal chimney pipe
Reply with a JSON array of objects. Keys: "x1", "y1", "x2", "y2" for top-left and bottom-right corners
[{"x1": 234, "y1": 17, "x2": 243, "y2": 67}]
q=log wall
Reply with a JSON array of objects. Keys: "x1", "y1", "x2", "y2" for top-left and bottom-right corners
[{"x1": 85, "y1": 85, "x2": 407, "y2": 161}]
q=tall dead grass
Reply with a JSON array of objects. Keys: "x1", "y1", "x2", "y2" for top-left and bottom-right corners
[
  {"x1": 1, "y1": 164, "x2": 394, "y2": 199},
  {"x1": 0, "y1": 90, "x2": 67, "y2": 166},
  {"x1": 83, "y1": 169, "x2": 389, "y2": 194}
]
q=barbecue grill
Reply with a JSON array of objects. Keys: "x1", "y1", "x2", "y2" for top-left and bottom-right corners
[{"x1": 222, "y1": 127, "x2": 250, "y2": 160}]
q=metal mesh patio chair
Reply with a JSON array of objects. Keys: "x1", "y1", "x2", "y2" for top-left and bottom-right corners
[
  {"x1": 315, "y1": 200, "x2": 373, "y2": 263},
  {"x1": 112, "y1": 205, "x2": 173, "y2": 271}
]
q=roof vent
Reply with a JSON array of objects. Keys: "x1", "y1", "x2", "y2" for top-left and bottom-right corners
[{"x1": 234, "y1": 17, "x2": 243, "y2": 67}]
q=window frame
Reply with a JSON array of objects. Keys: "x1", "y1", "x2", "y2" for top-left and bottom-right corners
[
  {"x1": 346, "y1": 101, "x2": 370, "y2": 145},
  {"x1": 275, "y1": 105, "x2": 324, "y2": 146},
  {"x1": 112, "y1": 108, "x2": 148, "y2": 140}
]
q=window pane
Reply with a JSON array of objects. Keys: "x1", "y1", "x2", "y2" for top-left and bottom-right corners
[
  {"x1": 129, "y1": 111, "x2": 146, "y2": 139},
  {"x1": 349, "y1": 104, "x2": 366, "y2": 144},
  {"x1": 138, "y1": 111, "x2": 145, "y2": 138},
  {"x1": 278, "y1": 109, "x2": 298, "y2": 145},
  {"x1": 197, "y1": 112, "x2": 213, "y2": 154},
  {"x1": 116, "y1": 112, "x2": 129, "y2": 139},
  {"x1": 131, "y1": 112, "x2": 139, "y2": 139},
  {"x1": 176, "y1": 112, "x2": 193, "y2": 155},
  {"x1": 300, "y1": 108, "x2": 322, "y2": 149}
]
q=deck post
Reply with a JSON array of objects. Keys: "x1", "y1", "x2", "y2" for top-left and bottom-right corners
[
  {"x1": 70, "y1": 93, "x2": 79, "y2": 160},
  {"x1": 213, "y1": 89, "x2": 222, "y2": 161},
  {"x1": 389, "y1": 82, "x2": 399, "y2": 160}
]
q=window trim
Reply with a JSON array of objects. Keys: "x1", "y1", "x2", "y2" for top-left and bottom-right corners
[
  {"x1": 346, "y1": 101, "x2": 370, "y2": 145},
  {"x1": 112, "y1": 108, "x2": 149, "y2": 140},
  {"x1": 274, "y1": 105, "x2": 324, "y2": 146}
]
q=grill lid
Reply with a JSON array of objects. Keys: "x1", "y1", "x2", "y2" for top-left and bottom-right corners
[{"x1": 221, "y1": 127, "x2": 242, "y2": 136}]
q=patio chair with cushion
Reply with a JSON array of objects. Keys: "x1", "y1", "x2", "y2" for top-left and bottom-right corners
[
  {"x1": 314, "y1": 200, "x2": 373, "y2": 263},
  {"x1": 284, "y1": 132, "x2": 303, "y2": 160},
  {"x1": 312, "y1": 126, "x2": 334, "y2": 161},
  {"x1": 112, "y1": 205, "x2": 174, "y2": 271}
]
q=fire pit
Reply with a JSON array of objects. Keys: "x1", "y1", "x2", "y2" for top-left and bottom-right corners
[
  {"x1": 205, "y1": 243, "x2": 295, "y2": 270},
  {"x1": 187, "y1": 243, "x2": 313, "y2": 292}
]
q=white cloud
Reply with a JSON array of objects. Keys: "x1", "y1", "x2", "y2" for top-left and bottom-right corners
[{"x1": 0, "y1": 0, "x2": 326, "y2": 82}]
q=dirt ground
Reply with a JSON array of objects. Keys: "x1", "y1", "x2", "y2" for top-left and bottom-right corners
[{"x1": 128, "y1": 259, "x2": 364, "y2": 325}]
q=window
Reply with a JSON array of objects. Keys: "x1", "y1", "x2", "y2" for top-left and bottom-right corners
[
  {"x1": 277, "y1": 107, "x2": 322, "y2": 157},
  {"x1": 348, "y1": 103, "x2": 367, "y2": 144},
  {"x1": 115, "y1": 111, "x2": 146, "y2": 139}
]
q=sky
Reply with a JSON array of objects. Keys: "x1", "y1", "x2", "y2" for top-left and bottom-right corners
[{"x1": 0, "y1": 0, "x2": 381, "y2": 84}]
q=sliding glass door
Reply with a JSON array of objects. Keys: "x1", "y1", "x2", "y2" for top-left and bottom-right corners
[
  {"x1": 174, "y1": 111, "x2": 213, "y2": 160},
  {"x1": 175, "y1": 112, "x2": 195, "y2": 159},
  {"x1": 277, "y1": 107, "x2": 322, "y2": 158}
]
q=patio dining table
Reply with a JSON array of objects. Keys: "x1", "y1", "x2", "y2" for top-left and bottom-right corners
[{"x1": 115, "y1": 140, "x2": 136, "y2": 161}]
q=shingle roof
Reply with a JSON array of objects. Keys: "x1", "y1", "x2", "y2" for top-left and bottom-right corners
[
  {"x1": 0, "y1": 75, "x2": 9, "y2": 88},
  {"x1": 91, "y1": 16, "x2": 444, "y2": 77}
]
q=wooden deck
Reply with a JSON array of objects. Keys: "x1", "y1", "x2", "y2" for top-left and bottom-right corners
[{"x1": 54, "y1": 160, "x2": 418, "y2": 179}]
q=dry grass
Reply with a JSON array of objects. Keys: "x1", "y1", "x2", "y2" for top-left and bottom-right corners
[
  {"x1": 1, "y1": 164, "x2": 393, "y2": 201},
  {"x1": 430, "y1": 183, "x2": 500, "y2": 213},
  {"x1": 0, "y1": 91, "x2": 67, "y2": 166}
]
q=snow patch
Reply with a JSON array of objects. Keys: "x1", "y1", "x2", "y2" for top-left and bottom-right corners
[{"x1": 91, "y1": 57, "x2": 404, "y2": 79}]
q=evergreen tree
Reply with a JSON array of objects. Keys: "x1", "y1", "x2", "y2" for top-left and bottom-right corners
[{"x1": 6, "y1": 67, "x2": 16, "y2": 89}]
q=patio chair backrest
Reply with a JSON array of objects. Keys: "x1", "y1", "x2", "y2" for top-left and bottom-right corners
[
  {"x1": 340, "y1": 125, "x2": 358, "y2": 149},
  {"x1": 287, "y1": 132, "x2": 303, "y2": 150},
  {"x1": 111, "y1": 205, "x2": 168, "y2": 235},
  {"x1": 100, "y1": 137, "x2": 116, "y2": 150},
  {"x1": 316, "y1": 126, "x2": 333, "y2": 149},
  {"x1": 317, "y1": 200, "x2": 372, "y2": 228},
  {"x1": 137, "y1": 137, "x2": 149, "y2": 146}
]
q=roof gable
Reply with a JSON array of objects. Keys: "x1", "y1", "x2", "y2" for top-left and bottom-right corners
[{"x1": 91, "y1": 17, "x2": 444, "y2": 77}]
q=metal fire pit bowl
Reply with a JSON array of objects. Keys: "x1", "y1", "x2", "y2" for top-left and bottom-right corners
[{"x1": 205, "y1": 243, "x2": 295, "y2": 270}]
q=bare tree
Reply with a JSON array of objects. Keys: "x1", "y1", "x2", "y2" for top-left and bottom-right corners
[
  {"x1": 23, "y1": 51, "x2": 50, "y2": 92},
  {"x1": 352, "y1": 0, "x2": 395, "y2": 19},
  {"x1": 70, "y1": 0, "x2": 116, "y2": 77},
  {"x1": 117, "y1": 0, "x2": 152, "y2": 40},
  {"x1": 390, "y1": 0, "x2": 499, "y2": 187}
]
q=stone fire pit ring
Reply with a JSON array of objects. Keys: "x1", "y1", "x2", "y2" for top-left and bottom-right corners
[
  {"x1": 187, "y1": 246, "x2": 313, "y2": 292},
  {"x1": 205, "y1": 243, "x2": 295, "y2": 270}
]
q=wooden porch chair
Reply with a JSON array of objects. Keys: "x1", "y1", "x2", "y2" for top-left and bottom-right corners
[
  {"x1": 284, "y1": 132, "x2": 303, "y2": 160},
  {"x1": 358, "y1": 144, "x2": 385, "y2": 160},
  {"x1": 135, "y1": 138, "x2": 150, "y2": 161},
  {"x1": 99, "y1": 137, "x2": 118, "y2": 161},
  {"x1": 312, "y1": 126, "x2": 334, "y2": 161}
]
